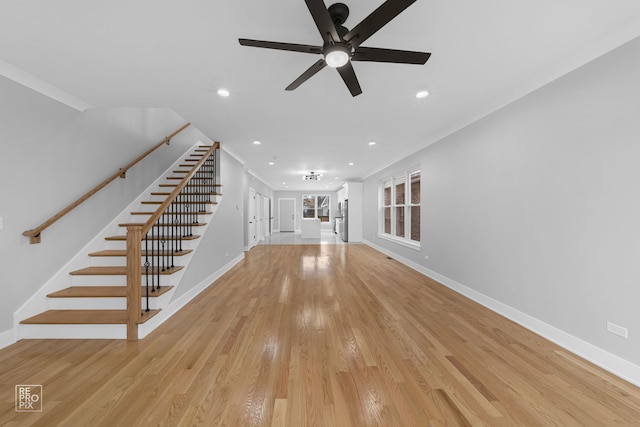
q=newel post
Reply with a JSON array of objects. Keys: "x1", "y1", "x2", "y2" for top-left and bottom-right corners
[{"x1": 126, "y1": 225, "x2": 142, "y2": 341}]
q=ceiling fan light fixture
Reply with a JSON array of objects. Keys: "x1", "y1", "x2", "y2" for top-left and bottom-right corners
[{"x1": 324, "y1": 45, "x2": 350, "y2": 68}]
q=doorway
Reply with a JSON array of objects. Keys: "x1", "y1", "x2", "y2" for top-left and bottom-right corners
[
  {"x1": 248, "y1": 188, "x2": 257, "y2": 247},
  {"x1": 279, "y1": 198, "x2": 295, "y2": 232}
]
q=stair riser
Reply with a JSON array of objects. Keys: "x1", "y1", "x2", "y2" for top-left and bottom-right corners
[
  {"x1": 90, "y1": 256, "x2": 186, "y2": 267},
  {"x1": 48, "y1": 294, "x2": 169, "y2": 310},
  {"x1": 103, "y1": 238, "x2": 201, "y2": 251},
  {"x1": 69, "y1": 275, "x2": 177, "y2": 287},
  {"x1": 19, "y1": 324, "x2": 127, "y2": 340},
  {"x1": 147, "y1": 193, "x2": 220, "y2": 202},
  {"x1": 147, "y1": 194, "x2": 219, "y2": 202},
  {"x1": 70, "y1": 275, "x2": 126, "y2": 286}
]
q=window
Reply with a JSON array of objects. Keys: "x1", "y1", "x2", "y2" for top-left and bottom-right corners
[
  {"x1": 303, "y1": 195, "x2": 331, "y2": 222},
  {"x1": 303, "y1": 195, "x2": 316, "y2": 219},
  {"x1": 383, "y1": 181, "x2": 392, "y2": 234},
  {"x1": 379, "y1": 170, "x2": 420, "y2": 247}
]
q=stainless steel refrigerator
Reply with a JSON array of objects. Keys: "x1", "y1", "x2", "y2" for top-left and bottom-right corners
[{"x1": 340, "y1": 199, "x2": 348, "y2": 242}]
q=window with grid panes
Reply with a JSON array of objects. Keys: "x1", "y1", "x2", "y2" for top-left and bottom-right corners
[{"x1": 379, "y1": 170, "x2": 420, "y2": 247}]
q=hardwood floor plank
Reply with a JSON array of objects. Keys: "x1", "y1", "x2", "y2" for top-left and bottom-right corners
[{"x1": 1, "y1": 244, "x2": 639, "y2": 426}]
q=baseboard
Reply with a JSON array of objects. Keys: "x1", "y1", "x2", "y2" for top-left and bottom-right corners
[
  {"x1": 363, "y1": 239, "x2": 640, "y2": 388},
  {"x1": 0, "y1": 328, "x2": 16, "y2": 350},
  {"x1": 139, "y1": 252, "x2": 245, "y2": 338}
]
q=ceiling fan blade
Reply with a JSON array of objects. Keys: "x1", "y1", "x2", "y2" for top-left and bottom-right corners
[
  {"x1": 285, "y1": 59, "x2": 327, "y2": 91},
  {"x1": 239, "y1": 39, "x2": 322, "y2": 54},
  {"x1": 343, "y1": 0, "x2": 417, "y2": 48},
  {"x1": 352, "y1": 47, "x2": 430, "y2": 64},
  {"x1": 305, "y1": 0, "x2": 340, "y2": 43},
  {"x1": 336, "y1": 62, "x2": 362, "y2": 97}
]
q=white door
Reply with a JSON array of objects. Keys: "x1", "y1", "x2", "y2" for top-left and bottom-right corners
[
  {"x1": 279, "y1": 198, "x2": 295, "y2": 232},
  {"x1": 257, "y1": 193, "x2": 263, "y2": 241},
  {"x1": 249, "y1": 188, "x2": 257, "y2": 247},
  {"x1": 263, "y1": 195, "x2": 270, "y2": 237}
]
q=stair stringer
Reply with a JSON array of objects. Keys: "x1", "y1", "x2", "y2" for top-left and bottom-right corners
[{"x1": 14, "y1": 141, "x2": 223, "y2": 340}]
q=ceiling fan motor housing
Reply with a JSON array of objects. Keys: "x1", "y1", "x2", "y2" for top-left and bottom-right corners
[{"x1": 328, "y1": 3, "x2": 349, "y2": 26}]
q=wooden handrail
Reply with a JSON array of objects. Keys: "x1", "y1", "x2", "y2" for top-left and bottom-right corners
[
  {"x1": 23, "y1": 123, "x2": 191, "y2": 244},
  {"x1": 139, "y1": 142, "x2": 220, "y2": 236}
]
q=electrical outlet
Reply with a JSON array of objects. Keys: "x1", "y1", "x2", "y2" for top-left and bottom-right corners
[{"x1": 606, "y1": 322, "x2": 628, "y2": 339}]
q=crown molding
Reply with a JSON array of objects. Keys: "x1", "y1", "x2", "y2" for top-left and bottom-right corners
[{"x1": 0, "y1": 59, "x2": 92, "y2": 112}]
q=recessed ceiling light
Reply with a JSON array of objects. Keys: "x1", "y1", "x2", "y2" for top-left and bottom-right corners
[
  {"x1": 253, "y1": 140, "x2": 261, "y2": 145},
  {"x1": 348, "y1": 162, "x2": 354, "y2": 166},
  {"x1": 217, "y1": 89, "x2": 230, "y2": 97},
  {"x1": 416, "y1": 90, "x2": 429, "y2": 99},
  {"x1": 368, "y1": 141, "x2": 376, "y2": 146},
  {"x1": 268, "y1": 162, "x2": 274, "y2": 165}
]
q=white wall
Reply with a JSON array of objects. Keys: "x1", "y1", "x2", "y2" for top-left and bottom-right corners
[
  {"x1": 172, "y1": 150, "x2": 245, "y2": 300},
  {"x1": 0, "y1": 75, "x2": 203, "y2": 338},
  {"x1": 363, "y1": 36, "x2": 640, "y2": 380}
]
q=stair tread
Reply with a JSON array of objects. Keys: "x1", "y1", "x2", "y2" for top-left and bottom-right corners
[
  {"x1": 159, "y1": 183, "x2": 222, "y2": 187},
  {"x1": 89, "y1": 249, "x2": 193, "y2": 257},
  {"x1": 70, "y1": 266, "x2": 184, "y2": 276},
  {"x1": 141, "y1": 200, "x2": 217, "y2": 204},
  {"x1": 131, "y1": 211, "x2": 213, "y2": 215},
  {"x1": 20, "y1": 309, "x2": 160, "y2": 325},
  {"x1": 168, "y1": 176, "x2": 209, "y2": 180},
  {"x1": 105, "y1": 235, "x2": 200, "y2": 241},
  {"x1": 48, "y1": 286, "x2": 173, "y2": 298},
  {"x1": 118, "y1": 226, "x2": 207, "y2": 227},
  {"x1": 150, "y1": 192, "x2": 221, "y2": 196},
  {"x1": 118, "y1": 222, "x2": 207, "y2": 227}
]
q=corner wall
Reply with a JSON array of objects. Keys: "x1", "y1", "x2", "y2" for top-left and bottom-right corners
[
  {"x1": 362, "y1": 36, "x2": 640, "y2": 383},
  {"x1": 172, "y1": 149, "x2": 246, "y2": 300}
]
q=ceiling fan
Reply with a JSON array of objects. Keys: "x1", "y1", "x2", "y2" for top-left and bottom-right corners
[{"x1": 239, "y1": 0, "x2": 431, "y2": 97}]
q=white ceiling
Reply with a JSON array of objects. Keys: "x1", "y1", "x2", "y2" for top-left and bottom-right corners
[{"x1": 2, "y1": 1, "x2": 640, "y2": 191}]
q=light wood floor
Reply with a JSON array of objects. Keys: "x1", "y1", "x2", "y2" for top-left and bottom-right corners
[{"x1": 1, "y1": 244, "x2": 639, "y2": 426}]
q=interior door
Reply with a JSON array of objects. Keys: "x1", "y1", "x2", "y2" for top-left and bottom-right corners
[
  {"x1": 279, "y1": 198, "x2": 295, "y2": 232},
  {"x1": 263, "y1": 195, "x2": 270, "y2": 237},
  {"x1": 257, "y1": 193, "x2": 263, "y2": 241},
  {"x1": 249, "y1": 188, "x2": 257, "y2": 246}
]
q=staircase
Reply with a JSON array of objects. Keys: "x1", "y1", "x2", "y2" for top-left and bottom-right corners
[{"x1": 18, "y1": 143, "x2": 221, "y2": 340}]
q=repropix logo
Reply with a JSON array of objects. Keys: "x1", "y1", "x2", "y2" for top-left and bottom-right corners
[{"x1": 15, "y1": 385, "x2": 43, "y2": 412}]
